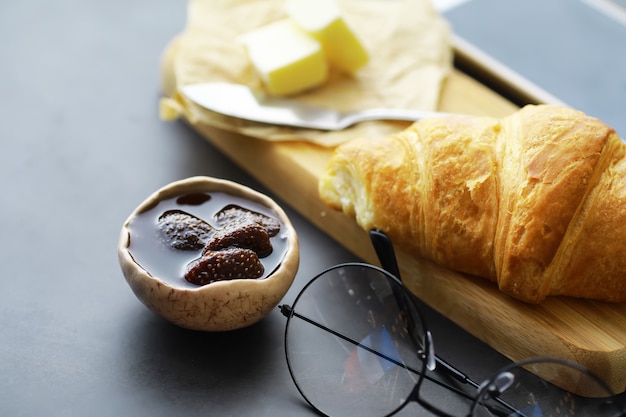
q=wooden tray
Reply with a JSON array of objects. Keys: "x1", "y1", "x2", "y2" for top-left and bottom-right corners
[{"x1": 161, "y1": 36, "x2": 626, "y2": 396}]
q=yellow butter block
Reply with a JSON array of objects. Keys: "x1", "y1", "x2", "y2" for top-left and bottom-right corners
[
  {"x1": 159, "y1": 97, "x2": 183, "y2": 121},
  {"x1": 286, "y1": 0, "x2": 369, "y2": 74},
  {"x1": 239, "y1": 19, "x2": 329, "y2": 96}
]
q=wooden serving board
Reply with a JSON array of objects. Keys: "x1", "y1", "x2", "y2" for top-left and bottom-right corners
[{"x1": 162, "y1": 38, "x2": 626, "y2": 396}]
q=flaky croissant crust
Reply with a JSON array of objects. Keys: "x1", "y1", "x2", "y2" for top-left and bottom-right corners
[{"x1": 319, "y1": 104, "x2": 626, "y2": 303}]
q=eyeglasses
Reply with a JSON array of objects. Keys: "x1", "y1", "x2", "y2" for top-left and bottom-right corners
[{"x1": 279, "y1": 231, "x2": 625, "y2": 417}]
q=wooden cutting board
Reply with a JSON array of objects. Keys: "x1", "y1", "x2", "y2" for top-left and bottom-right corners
[{"x1": 161, "y1": 37, "x2": 626, "y2": 396}]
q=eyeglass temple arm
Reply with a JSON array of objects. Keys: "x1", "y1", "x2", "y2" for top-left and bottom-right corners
[
  {"x1": 369, "y1": 230, "x2": 402, "y2": 280},
  {"x1": 368, "y1": 229, "x2": 481, "y2": 389}
]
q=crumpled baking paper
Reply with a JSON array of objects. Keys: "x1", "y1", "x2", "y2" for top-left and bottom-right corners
[{"x1": 161, "y1": 0, "x2": 453, "y2": 147}]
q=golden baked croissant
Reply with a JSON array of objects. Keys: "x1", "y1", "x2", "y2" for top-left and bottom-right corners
[{"x1": 319, "y1": 104, "x2": 626, "y2": 303}]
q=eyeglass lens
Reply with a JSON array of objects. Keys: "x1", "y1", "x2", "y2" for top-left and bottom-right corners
[{"x1": 283, "y1": 264, "x2": 430, "y2": 417}]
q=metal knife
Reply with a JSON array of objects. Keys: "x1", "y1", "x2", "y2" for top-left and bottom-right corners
[{"x1": 180, "y1": 82, "x2": 450, "y2": 131}]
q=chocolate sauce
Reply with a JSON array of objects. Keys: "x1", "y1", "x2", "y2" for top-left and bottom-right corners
[{"x1": 127, "y1": 192, "x2": 288, "y2": 289}]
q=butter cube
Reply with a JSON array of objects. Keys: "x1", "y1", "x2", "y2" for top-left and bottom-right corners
[
  {"x1": 239, "y1": 19, "x2": 328, "y2": 96},
  {"x1": 286, "y1": 0, "x2": 369, "y2": 74}
]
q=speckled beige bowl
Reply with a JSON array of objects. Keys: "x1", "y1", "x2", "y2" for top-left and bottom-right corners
[{"x1": 118, "y1": 176, "x2": 299, "y2": 331}]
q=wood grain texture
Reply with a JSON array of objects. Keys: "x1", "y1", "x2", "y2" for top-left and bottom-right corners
[{"x1": 163, "y1": 45, "x2": 626, "y2": 395}]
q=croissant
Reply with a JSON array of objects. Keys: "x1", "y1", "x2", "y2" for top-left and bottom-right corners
[{"x1": 319, "y1": 104, "x2": 626, "y2": 303}]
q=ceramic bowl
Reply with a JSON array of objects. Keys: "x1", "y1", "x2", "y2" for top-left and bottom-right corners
[{"x1": 118, "y1": 176, "x2": 299, "y2": 331}]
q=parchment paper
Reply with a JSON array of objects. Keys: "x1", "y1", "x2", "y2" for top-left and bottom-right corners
[{"x1": 161, "y1": 0, "x2": 453, "y2": 146}]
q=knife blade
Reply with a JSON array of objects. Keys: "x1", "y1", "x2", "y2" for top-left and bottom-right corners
[{"x1": 180, "y1": 82, "x2": 449, "y2": 131}]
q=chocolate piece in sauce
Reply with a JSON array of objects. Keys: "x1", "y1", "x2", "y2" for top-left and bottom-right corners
[
  {"x1": 216, "y1": 205, "x2": 281, "y2": 237},
  {"x1": 204, "y1": 220, "x2": 273, "y2": 258},
  {"x1": 157, "y1": 209, "x2": 215, "y2": 251},
  {"x1": 185, "y1": 247, "x2": 264, "y2": 285}
]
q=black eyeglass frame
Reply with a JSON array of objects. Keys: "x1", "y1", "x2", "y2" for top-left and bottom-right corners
[
  {"x1": 280, "y1": 261, "x2": 437, "y2": 417},
  {"x1": 280, "y1": 260, "x2": 526, "y2": 417},
  {"x1": 279, "y1": 230, "x2": 625, "y2": 417}
]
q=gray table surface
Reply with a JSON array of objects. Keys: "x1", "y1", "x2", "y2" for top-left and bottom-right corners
[
  {"x1": 1, "y1": 1, "x2": 624, "y2": 416},
  {"x1": 445, "y1": 0, "x2": 626, "y2": 136}
]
